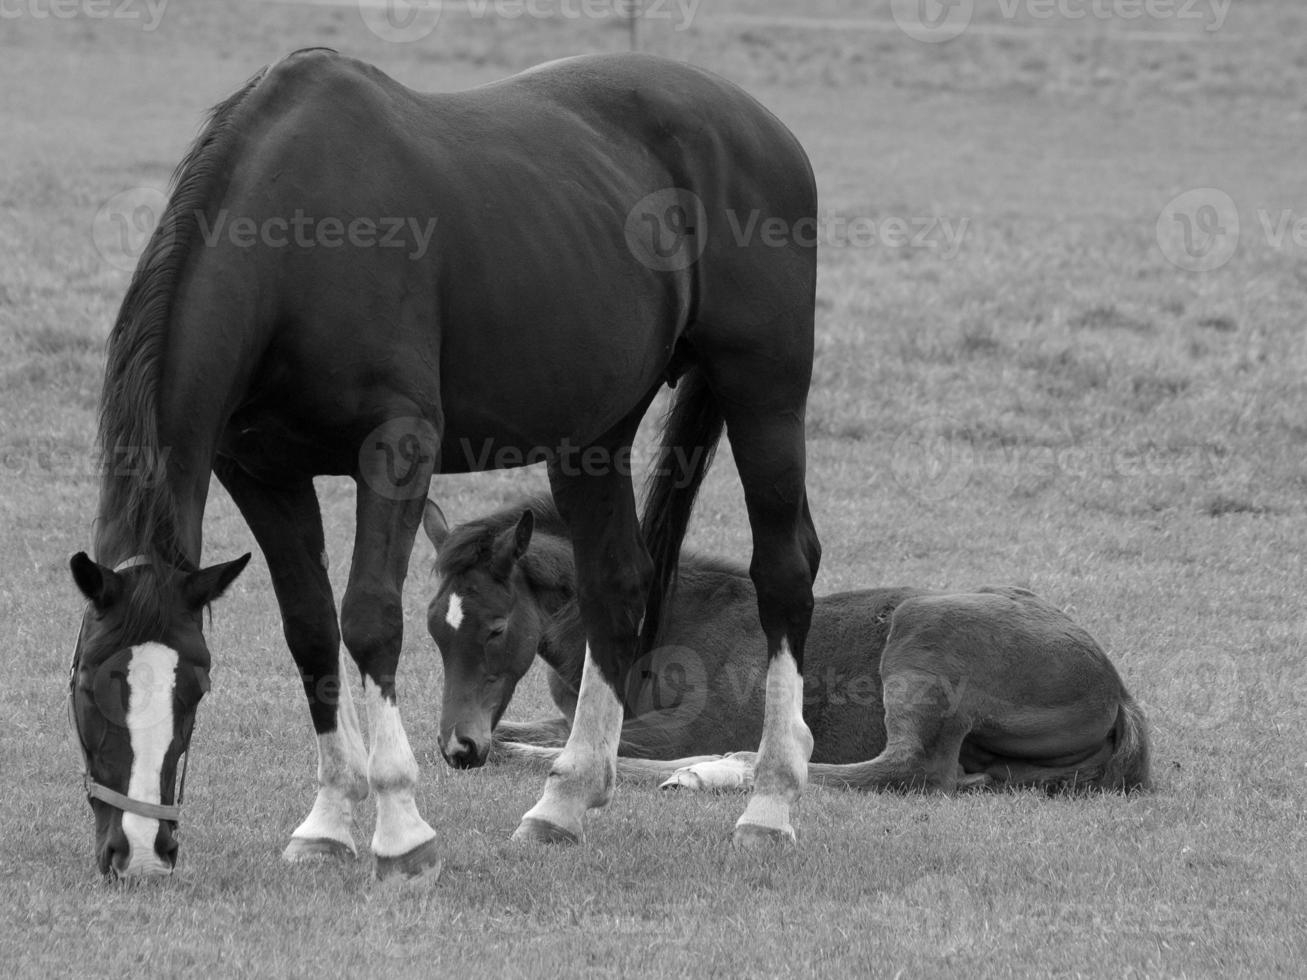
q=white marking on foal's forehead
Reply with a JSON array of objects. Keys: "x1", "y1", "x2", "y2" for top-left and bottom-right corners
[
  {"x1": 445, "y1": 592, "x2": 465, "y2": 631},
  {"x1": 122, "y1": 642, "x2": 179, "y2": 866}
]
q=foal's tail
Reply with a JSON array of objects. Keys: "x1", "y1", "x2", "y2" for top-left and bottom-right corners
[
  {"x1": 639, "y1": 367, "x2": 725, "y2": 653},
  {"x1": 1101, "y1": 692, "x2": 1152, "y2": 792}
]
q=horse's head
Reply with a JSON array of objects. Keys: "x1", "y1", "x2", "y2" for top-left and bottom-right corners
[
  {"x1": 422, "y1": 502, "x2": 540, "y2": 769},
  {"x1": 68, "y1": 552, "x2": 249, "y2": 879}
]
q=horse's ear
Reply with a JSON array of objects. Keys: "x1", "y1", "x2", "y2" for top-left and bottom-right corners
[
  {"x1": 492, "y1": 510, "x2": 533, "y2": 578},
  {"x1": 513, "y1": 510, "x2": 534, "y2": 559},
  {"x1": 70, "y1": 552, "x2": 121, "y2": 609},
  {"x1": 183, "y1": 553, "x2": 252, "y2": 610},
  {"x1": 422, "y1": 499, "x2": 451, "y2": 550}
]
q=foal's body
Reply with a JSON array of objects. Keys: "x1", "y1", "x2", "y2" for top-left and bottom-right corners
[{"x1": 428, "y1": 501, "x2": 1150, "y2": 793}]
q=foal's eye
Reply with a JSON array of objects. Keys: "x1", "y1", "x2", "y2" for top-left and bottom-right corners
[{"x1": 486, "y1": 622, "x2": 507, "y2": 640}]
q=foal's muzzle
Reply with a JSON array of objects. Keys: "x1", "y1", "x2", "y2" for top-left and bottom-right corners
[{"x1": 440, "y1": 732, "x2": 488, "y2": 769}]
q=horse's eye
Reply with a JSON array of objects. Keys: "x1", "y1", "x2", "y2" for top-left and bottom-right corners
[{"x1": 486, "y1": 621, "x2": 507, "y2": 640}]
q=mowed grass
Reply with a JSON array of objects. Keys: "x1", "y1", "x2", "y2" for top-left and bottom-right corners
[{"x1": 3, "y1": 1, "x2": 1307, "y2": 976}]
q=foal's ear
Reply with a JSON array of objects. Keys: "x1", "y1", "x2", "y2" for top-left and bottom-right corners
[
  {"x1": 70, "y1": 553, "x2": 122, "y2": 609},
  {"x1": 422, "y1": 499, "x2": 451, "y2": 550},
  {"x1": 183, "y1": 553, "x2": 252, "y2": 610},
  {"x1": 492, "y1": 510, "x2": 534, "y2": 577},
  {"x1": 512, "y1": 509, "x2": 534, "y2": 560}
]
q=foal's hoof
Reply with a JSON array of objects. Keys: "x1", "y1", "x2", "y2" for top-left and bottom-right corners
[
  {"x1": 283, "y1": 837, "x2": 357, "y2": 863},
  {"x1": 511, "y1": 817, "x2": 581, "y2": 845},
  {"x1": 732, "y1": 822, "x2": 797, "y2": 849},
  {"x1": 374, "y1": 838, "x2": 443, "y2": 880}
]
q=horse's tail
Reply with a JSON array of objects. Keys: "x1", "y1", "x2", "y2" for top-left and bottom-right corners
[
  {"x1": 639, "y1": 367, "x2": 725, "y2": 653},
  {"x1": 1101, "y1": 692, "x2": 1152, "y2": 792}
]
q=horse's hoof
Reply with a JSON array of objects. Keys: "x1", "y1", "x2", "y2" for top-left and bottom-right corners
[
  {"x1": 283, "y1": 837, "x2": 357, "y2": 863},
  {"x1": 732, "y1": 822, "x2": 797, "y2": 849},
  {"x1": 511, "y1": 817, "x2": 581, "y2": 845},
  {"x1": 374, "y1": 838, "x2": 443, "y2": 880}
]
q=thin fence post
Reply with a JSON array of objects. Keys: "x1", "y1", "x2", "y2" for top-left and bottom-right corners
[{"x1": 628, "y1": 0, "x2": 641, "y2": 51}]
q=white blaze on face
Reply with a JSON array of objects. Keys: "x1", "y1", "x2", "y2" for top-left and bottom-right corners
[
  {"x1": 121, "y1": 642, "x2": 179, "y2": 872},
  {"x1": 445, "y1": 592, "x2": 465, "y2": 631}
]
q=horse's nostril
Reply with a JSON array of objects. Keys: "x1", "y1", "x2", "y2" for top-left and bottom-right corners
[{"x1": 443, "y1": 735, "x2": 485, "y2": 769}]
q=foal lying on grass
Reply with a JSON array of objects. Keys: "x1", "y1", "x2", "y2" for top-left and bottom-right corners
[{"x1": 424, "y1": 497, "x2": 1150, "y2": 794}]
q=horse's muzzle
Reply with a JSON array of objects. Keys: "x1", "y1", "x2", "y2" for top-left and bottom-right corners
[
  {"x1": 97, "y1": 816, "x2": 178, "y2": 879},
  {"x1": 440, "y1": 732, "x2": 488, "y2": 769}
]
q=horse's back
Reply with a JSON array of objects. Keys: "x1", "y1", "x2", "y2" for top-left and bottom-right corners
[{"x1": 213, "y1": 50, "x2": 817, "y2": 462}]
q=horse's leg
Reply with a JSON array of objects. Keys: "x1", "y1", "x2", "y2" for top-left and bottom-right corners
[
  {"x1": 213, "y1": 460, "x2": 368, "y2": 860},
  {"x1": 808, "y1": 642, "x2": 975, "y2": 792},
  {"x1": 512, "y1": 457, "x2": 650, "y2": 844},
  {"x1": 701, "y1": 372, "x2": 820, "y2": 847},
  {"x1": 340, "y1": 424, "x2": 441, "y2": 879}
]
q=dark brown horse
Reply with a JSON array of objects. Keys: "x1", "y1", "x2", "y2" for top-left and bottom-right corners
[
  {"x1": 68, "y1": 49, "x2": 820, "y2": 878},
  {"x1": 424, "y1": 498, "x2": 1150, "y2": 794}
]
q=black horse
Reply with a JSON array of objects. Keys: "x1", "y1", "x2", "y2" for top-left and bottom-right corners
[{"x1": 69, "y1": 49, "x2": 820, "y2": 878}]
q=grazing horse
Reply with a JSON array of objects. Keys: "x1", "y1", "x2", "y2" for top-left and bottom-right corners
[
  {"x1": 68, "y1": 49, "x2": 820, "y2": 878},
  {"x1": 423, "y1": 498, "x2": 1151, "y2": 794}
]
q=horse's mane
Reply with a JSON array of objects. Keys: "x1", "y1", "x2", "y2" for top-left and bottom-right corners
[{"x1": 93, "y1": 63, "x2": 269, "y2": 638}]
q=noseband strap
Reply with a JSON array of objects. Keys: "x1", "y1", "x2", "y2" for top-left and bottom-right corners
[
  {"x1": 69, "y1": 555, "x2": 190, "y2": 824},
  {"x1": 83, "y1": 777, "x2": 184, "y2": 823}
]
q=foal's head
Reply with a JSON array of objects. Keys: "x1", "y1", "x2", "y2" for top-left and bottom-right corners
[
  {"x1": 422, "y1": 502, "x2": 546, "y2": 769},
  {"x1": 68, "y1": 552, "x2": 249, "y2": 878}
]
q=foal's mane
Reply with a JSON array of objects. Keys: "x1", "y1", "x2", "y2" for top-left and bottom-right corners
[
  {"x1": 93, "y1": 63, "x2": 268, "y2": 637},
  {"x1": 436, "y1": 494, "x2": 577, "y2": 599},
  {"x1": 439, "y1": 494, "x2": 752, "y2": 629}
]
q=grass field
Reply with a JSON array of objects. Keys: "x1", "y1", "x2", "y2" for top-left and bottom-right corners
[{"x1": 3, "y1": 0, "x2": 1307, "y2": 976}]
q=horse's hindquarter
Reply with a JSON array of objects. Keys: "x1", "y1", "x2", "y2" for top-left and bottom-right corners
[
  {"x1": 886, "y1": 591, "x2": 1124, "y2": 758},
  {"x1": 217, "y1": 51, "x2": 816, "y2": 470}
]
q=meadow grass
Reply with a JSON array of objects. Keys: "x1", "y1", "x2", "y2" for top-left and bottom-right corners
[{"x1": 2, "y1": 1, "x2": 1306, "y2": 976}]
